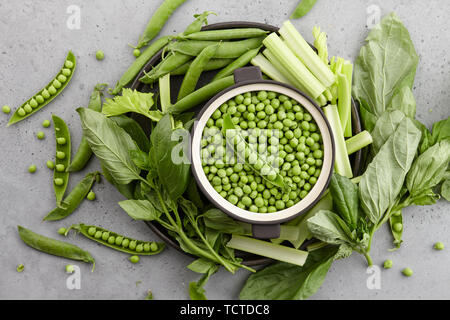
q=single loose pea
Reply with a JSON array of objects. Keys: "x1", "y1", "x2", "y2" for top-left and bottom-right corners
[
  {"x1": 16, "y1": 264, "x2": 25, "y2": 273},
  {"x1": 57, "y1": 137, "x2": 66, "y2": 145},
  {"x1": 36, "y1": 131, "x2": 45, "y2": 140},
  {"x1": 42, "y1": 119, "x2": 51, "y2": 128},
  {"x1": 129, "y1": 255, "x2": 140, "y2": 264},
  {"x1": 2, "y1": 105, "x2": 11, "y2": 114},
  {"x1": 383, "y1": 259, "x2": 393, "y2": 269},
  {"x1": 46, "y1": 160, "x2": 55, "y2": 170},
  {"x1": 402, "y1": 268, "x2": 413, "y2": 277},
  {"x1": 56, "y1": 151, "x2": 66, "y2": 160},
  {"x1": 58, "y1": 227, "x2": 67, "y2": 235},
  {"x1": 28, "y1": 165, "x2": 37, "y2": 173},
  {"x1": 434, "y1": 242, "x2": 445, "y2": 250},
  {"x1": 133, "y1": 48, "x2": 141, "y2": 58},
  {"x1": 87, "y1": 191, "x2": 96, "y2": 201},
  {"x1": 65, "y1": 265, "x2": 75, "y2": 273},
  {"x1": 96, "y1": 50, "x2": 105, "y2": 60}
]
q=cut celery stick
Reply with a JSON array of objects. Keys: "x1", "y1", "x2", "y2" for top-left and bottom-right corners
[
  {"x1": 337, "y1": 73, "x2": 351, "y2": 136},
  {"x1": 313, "y1": 26, "x2": 329, "y2": 64},
  {"x1": 159, "y1": 73, "x2": 171, "y2": 113},
  {"x1": 251, "y1": 54, "x2": 294, "y2": 85},
  {"x1": 342, "y1": 62, "x2": 353, "y2": 137},
  {"x1": 279, "y1": 21, "x2": 336, "y2": 87},
  {"x1": 278, "y1": 225, "x2": 300, "y2": 242},
  {"x1": 324, "y1": 105, "x2": 353, "y2": 178},
  {"x1": 263, "y1": 33, "x2": 326, "y2": 99},
  {"x1": 262, "y1": 49, "x2": 308, "y2": 93},
  {"x1": 346, "y1": 130, "x2": 373, "y2": 155},
  {"x1": 227, "y1": 234, "x2": 309, "y2": 266}
]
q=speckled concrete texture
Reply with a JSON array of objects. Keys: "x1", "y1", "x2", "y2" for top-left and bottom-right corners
[{"x1": 0, "y1": 0, "x2": 449, "y2": 300}]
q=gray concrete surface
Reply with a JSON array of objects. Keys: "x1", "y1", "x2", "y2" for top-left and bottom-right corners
[{"x1": 0, "y1": 0, "x2": 449, "y2": 300}]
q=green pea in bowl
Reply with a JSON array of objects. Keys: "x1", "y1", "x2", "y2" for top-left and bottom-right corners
[{"x1": 191, "y1": 66, "x2": 335, "y2": 239}]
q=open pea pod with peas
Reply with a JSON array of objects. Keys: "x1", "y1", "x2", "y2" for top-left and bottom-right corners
[
  {"x1": 65, "y1": 224, "x2": 165, "y2": 256},
  {"x1": 52, "y1": 115, "x2": 71, "y2": 205},
  {"x1": 7, "y1": 51, "x2": 76, "y2": 126}
]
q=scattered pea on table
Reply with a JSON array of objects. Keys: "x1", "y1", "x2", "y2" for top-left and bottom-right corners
[
  {"x1": 96, "y1": 50, "x2": 105, "y2": 60},
  {"x1": 16, "y1": 264, "x2": 25, "y2": 273},
  {"x1": 87, "y1": 191, "x2": 96, "y2": 201},
  {"x1": 2, "y1": 105, "x2": 11, "y2": 114},
  {"x1": 434, "y1": 242, "x2": 444, "y2": 250},
  {"x1": 133, "y1": 49, "x2": 141, "y2": 58},
  {"x1": 402, "y1": 267, "x2": 413, "y2": 277},
  {"x1": 58, "y1": 227, "x2": 67, "y2": 235},
  {"x1": 42, "y1": 120, "x2": 51, "y2": 128},
  {"x1": 129, "y1": 255, "x2": 140, "y2": 264},
  {"x1": 383, "y1": 259, "x2": 393, "y2": 269},
  {"x1": 28, "y1": 165, "x2": 37, "y2": 173},
  {"x1": 37, "y1": 131, "x2": 45, "y2": 140}
]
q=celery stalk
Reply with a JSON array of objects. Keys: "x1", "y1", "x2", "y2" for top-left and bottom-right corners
[
  {"x1": 279, "y1": 21, "x2": 336, "y2": 88},
  {"x1": 159, "y1": 73, "x2": 171, "y2": 113},
  {"x1": 324, "y1": 105, "x2": 353, "y2": 178},
  {"x1": 313, "y1": 26, "x2": 329, "y2": 64},
  {"x1": 251, "y1": 54, "x2": 294, "y2": 86},
  {"x1": 262, "y1": 49, "x2": 308, "y2": 93},
  {"x1": 342, "y1": 62, "x2": 353, "y2": 137},
  {"x1": 337, "y1": 73, "x2": 351, "y2": 136},
  {"x1": 226, "y1": 234, "x2": 309, "y2": 266},
  {"x1": 263, "y1": 33, "x2": 326, "y2": 99},
  {"x1": 346, "y1": 130, "x2": 373, "y2": 155}
]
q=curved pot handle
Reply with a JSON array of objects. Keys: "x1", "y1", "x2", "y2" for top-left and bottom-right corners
[
  {"x1": 234, "y1": 66, "x2": 263, "y2": 83},
  {"x1": 252, "y1": 224, "x2": 281, "y2": 239}
]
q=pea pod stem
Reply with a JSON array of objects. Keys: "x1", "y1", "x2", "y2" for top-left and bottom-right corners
[{"x1": 140, "y1": 52, "x2": 192, "y2": 84}]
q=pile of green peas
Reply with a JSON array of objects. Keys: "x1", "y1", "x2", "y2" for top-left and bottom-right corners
[{"x1": 201, "y1": 90, "x2": 324, "y2": 214}]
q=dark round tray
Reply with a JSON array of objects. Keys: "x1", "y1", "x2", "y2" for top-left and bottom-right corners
[{"x1": 130, "y1": 21, "x2": 363, "y2": 267}]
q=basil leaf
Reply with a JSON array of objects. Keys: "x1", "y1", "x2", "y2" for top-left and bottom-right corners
[
  {"x1": 101, "y1": 163, "x2": 136, "y2": 199},
  {"x1": 239, "y1": 245, "x2": 339, "y2": 300},
  {"x1": 203, "y1": 209, "x2": 247, "y2": 235},
  {"x1": 353, "y1": 13, "x2": 419, "y2": 131},
  {"x1": 390, "y1": 86, "x2": 416, "y2": 119},
  {"x1": 187, "y1": 259, "x2": 217, "y2": 274},
  {"x1": 118, "y1": 199, "x2": 161, "y2": 221},
  {"x1": 129, "y1": 149, "x2": 150, "y2": 171},
  {"x1": 359, "y1": 117, "x2": 421, "y2": 225},
  {"x1": 307, "y1": 210, "x2": 354, "y2": 245},
  {"x1": 151, "y1": 115, "x2": 190, "y2": 201},
  {"x1": 442, "y1": 180, "x2": 450, "y2": 201},
  {"x1": 431, "y1": 117, "x2": 450, "y2": 145},
  {"x1": 78, "y1": 108, "x2": 142, "y2": 185},
  {"x1": 110, "y1": 115, "x2": 150, "y2": 153},
  {"x1": 371, "y1": 110, "x2": 405, "y2": 155},
  {"x1": 413, "y1": 119, "x2": 433, "y2": 154},
  {"x1": 406, "y1": 140, "x2": 450, "y2": 197},
  {"x1": 189, "y1": 264, "x2": 219, "y2": 301},
  {"x1": 329, "y1": 174, "x2": 360, "y2": 230}
]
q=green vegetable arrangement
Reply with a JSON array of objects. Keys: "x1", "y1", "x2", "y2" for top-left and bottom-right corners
[{"x1": 6, "y1": 0, "x2": 448, "y2": 302}]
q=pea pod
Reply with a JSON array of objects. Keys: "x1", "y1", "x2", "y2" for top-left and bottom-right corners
[
  {"x1": 389, "y1": 209, "x2": 403, "y2": 250},
  {"x1": 222, "y1": 114, "x2": 286, "y2": 191},
  {"x1": 170, "y1": 76, "x2": 235, "y2": 114},
  {"x1": 213, "y1": 47, "x2": 262, "y2": 81},
  {"x1": 166, "y1": 37, "x2": 265, "y2": 59},
  {"x1": 7, "y1": 51, "x2": 76, "y2": 126},
  {"x1": 43, "y1": 172, "x2": 100, "y2": 221},
  {"x1": 139, "y1": 52, "x2": 192, "y2": 84},
  {"x1": 182, "y1": 11, "x2": 216, "y2": 36},
  {"x1": 67, "y1": 84, "x2": 105, "y2": 172},
  {"x1": 177, "y1": 44, "x2": 220, "y2": 101},
  {"x1": 177, "y1": 28, "x2": 269, "y2": 41},
  {"x1": 171, "y1": 58, "x2": 233, "y2": 76},
  {"x1": 52, "y1": 115, "x2": 71, "y2": 205},
  {"x1": 17, "y1": 226, "x2": 95, "y2": 270},
  {"x1": 65, "y1": 224, "x2": 165, "y2": 256}
]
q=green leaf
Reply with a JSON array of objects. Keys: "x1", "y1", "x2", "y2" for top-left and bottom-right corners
[
  {"x1": 189, "y1": 264, "x2": 219, "y2": 300},
  {"x1": 203, "y1": 209, "x2": 247, "y2": 235},
  {"x1": 353, "y1": 13, "x2": 419, "y2": 131},
  {"x1": 307, "y1": 210, "x2": 354, "y2": 245},
  {"x1": 406, "y1": 140, "x2": 450, "y2": 197},
  {"x1": 187, "y1": 259, "x2": 217, "y2": 274},
  {"x1": 441, "y1": 180, "x2": 450, "y2": 201},
  {"x1": 413, "y1": 119, "x2": 433, "y2": 154},
  {"x1": 329, "y1": 174, "x2": 360, "y2": 230},
  {"x1": 151, "y1": 115, "x2": 191, "y2": 201},
  {"x1": 390, "y1": 86, "x2": 416, "y2": 119},
  {"x1": 359, "y1": 117, "x2": 421, "y2": 225},
  {"x1": 102, "y1": 88, "x2": 162, "y2": 121},
  {"x1": 77, "y1": 108, "x2": 142, "y2": 185},
  {"x1": 118, "y1": 200, "x2": 161, "y2": 221},
  {"x1": 410, "y1": 189, "x2": 440, "y2": 206},
  {"x1": 371, "y1": 110, "x2": 405, "y2": 155},
  {"x1": 110, "y1": 115, "x2": 150, "y2": 153},
  {"x1": 431, "y1": 117, "x2": 450, "y2": 144},
  {"x1": 129, "y1": 149, "x2": 150, "y2": 171},
  {"x1": 239, "y1": 245, "x2": 339, "y2": 300}
]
